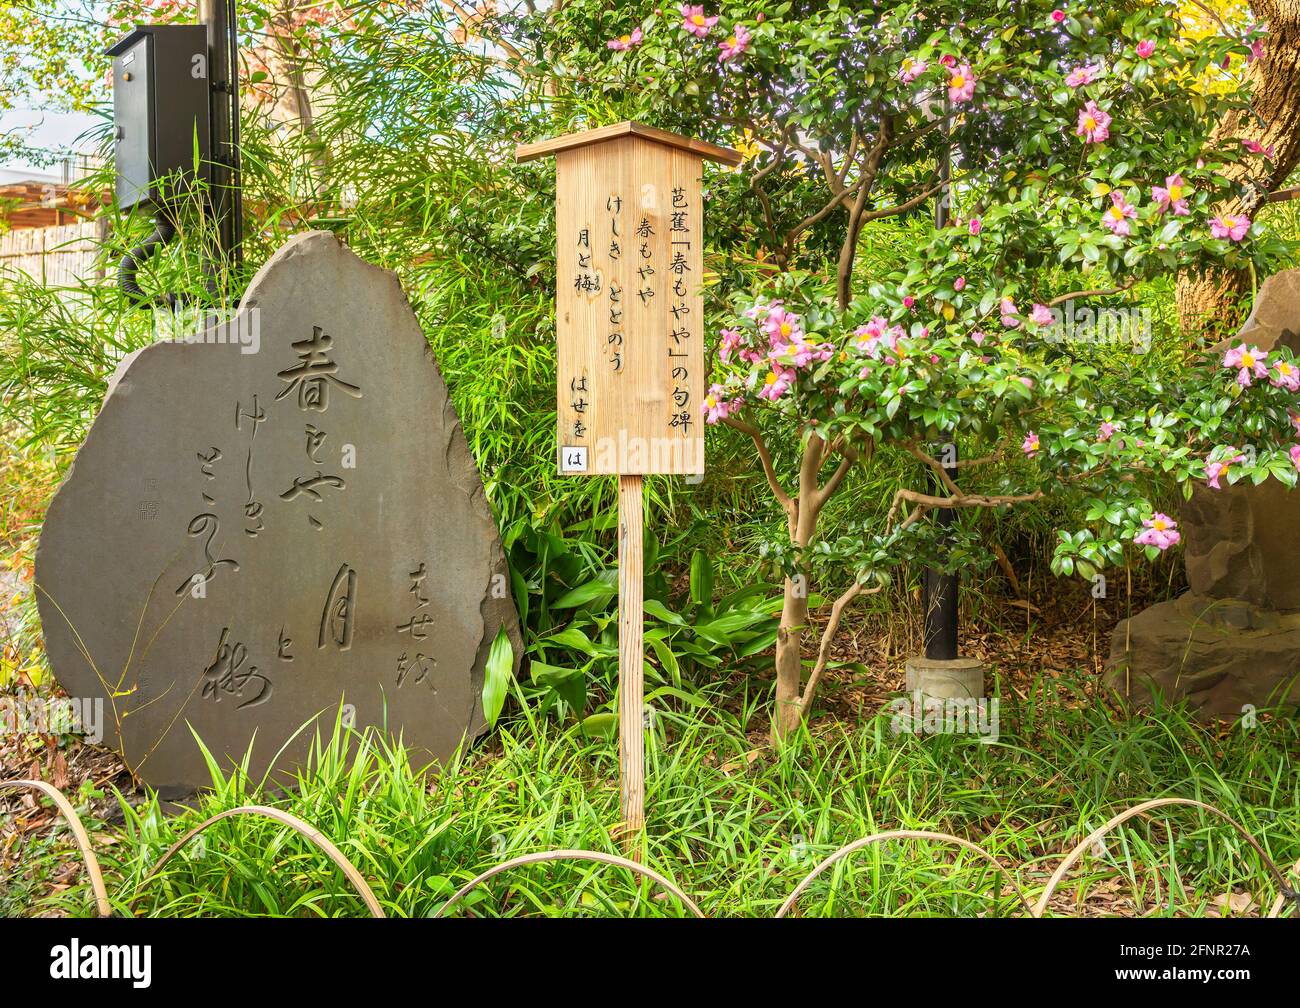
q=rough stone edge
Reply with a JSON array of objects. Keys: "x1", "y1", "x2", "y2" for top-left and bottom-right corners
[{"x1": 36, "y1": 230, "x2": 522, "y2": 757}]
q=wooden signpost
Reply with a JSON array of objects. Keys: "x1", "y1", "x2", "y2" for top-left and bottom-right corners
[{"x1": 517, "y1": 122, "x2": 740, "y2": 841}]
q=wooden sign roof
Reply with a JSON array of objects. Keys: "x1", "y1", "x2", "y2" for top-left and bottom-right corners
[{"x1": 515, "y1": 121, "x2": 742, "y2": 167}]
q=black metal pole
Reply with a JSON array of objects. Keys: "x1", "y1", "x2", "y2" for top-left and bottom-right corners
[
  {"x1": 922, "y1": 444, "x2": 959, "y2": 660},
  {"x1": 198, "y1": 0, "x2": 242, "y2": 274},
  {"x1": 922, "y1": 111, "x2": 959, "y2": 662}
]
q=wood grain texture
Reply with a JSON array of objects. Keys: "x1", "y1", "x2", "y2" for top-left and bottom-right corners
[
  {"x1": 516, "y1": 120, "x2": 742, "y2": 166},
  {"x1": 554, "y1": 136, "x2": 705, "y2": 475},
  {"x1": 617, "y1": 474, "x2": 645, "y2": 842}
]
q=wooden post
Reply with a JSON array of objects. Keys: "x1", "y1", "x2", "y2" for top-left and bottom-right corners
[
  {"x1": 516, "y1": 123, "x2": 738, "y2": 848},
  {"x1": 617, "y1": 474, "x2": 645, "y2": 843}
]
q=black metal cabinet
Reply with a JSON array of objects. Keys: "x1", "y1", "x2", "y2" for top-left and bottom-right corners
[{"x1": 107, "y1": 25, "x2": 211, "y2": 211}]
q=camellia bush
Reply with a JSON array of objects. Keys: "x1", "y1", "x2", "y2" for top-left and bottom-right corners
[{"x1": 511, "y1": 0, "x2": 1299, "y2": 736}]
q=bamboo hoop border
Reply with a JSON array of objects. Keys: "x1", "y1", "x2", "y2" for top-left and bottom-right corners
[
  {"x1": 1031, "y1": 797, "x2": 1300, "y2": 919},
  {"x1": 6, "y1": 782, "x2": 1300, "y2": 919},
  {"x1": 433, "y1": 849, "x2": 705, "y2": 918},
  {"x1": 1, "y1": 778, "x2": 112, "y2": 917},
  {"x1": 775, "y1": 829, "x2": 1034, "y2": 918},
  {"x1": 136, "y1": 804, "x2": 386, "y2": 917}
]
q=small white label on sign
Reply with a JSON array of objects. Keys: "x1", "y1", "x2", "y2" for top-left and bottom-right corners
[{"x1": 560, "y1": 446, "x2": 588, "y2": 472}]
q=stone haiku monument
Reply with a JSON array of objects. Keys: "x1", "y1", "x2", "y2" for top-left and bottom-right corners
[{"x1": 36, "y1": 231, "x2": 521, "y2": 795}]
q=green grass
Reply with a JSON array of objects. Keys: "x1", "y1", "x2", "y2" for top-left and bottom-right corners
[{"x1": 14, "y1": 679, "x2": 1298, "y2": 918}]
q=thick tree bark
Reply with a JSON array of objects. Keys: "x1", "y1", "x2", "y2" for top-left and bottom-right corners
[
  {"x1": 772, "y1": 444, "x2": 821, "y2": 738},
  {"x1": 1178, "y1": 0, "x2": 1300, "y2": 338},
  {"x1": 773, "y1": 575, "x2": 809, "y2": 738}
]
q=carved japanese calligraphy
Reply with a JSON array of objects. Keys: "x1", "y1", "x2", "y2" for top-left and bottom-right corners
[
  {"x1": 519, "y1": 122, "x2": 738, "y2": 475},
  {"x1": 35, "y1": 232, "x2": 521, "y2": 797}
]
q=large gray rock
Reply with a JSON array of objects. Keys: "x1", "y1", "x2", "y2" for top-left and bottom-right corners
[
  {"x1": 36, "y1": 231, "x2": 520, "y2": 796},
  {"x1": 1108, "y1": 594, "x2": 1300, "y2": 717},
  {"x1": 1109, "y1": 269, "x2": 1300, "y2": 717},
  {"x1": 1182, "y1": 479, "x2": 1300, "y2": 611},
  {"x1": 1182, "y1": 268, "x2": 1300, "y2": 611}
]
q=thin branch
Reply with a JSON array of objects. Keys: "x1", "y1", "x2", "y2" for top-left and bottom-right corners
[
  {"x1": 858, "y1": 178, "x2": 947, "y2": 224},
  {"x1": 724, "y1": 414, "x2": 797, "y2": 528},
  {"x1": 904, "y1": 442, "x2": 962, "y2": 496},
  {"x1": 797, "y1": 580, "x2": 882, "y2": 717},
  {"x1": 1046, "y1": 280, "x2": 1136, "y2": 307},
  {"x1": 814, "y1": 443, "x2": 859, "y2": 512},
  {"x1": 896, "y1": 487, "x2": 1045, "y2": 510},
  {"x1": 785, "y1": 172, "x2": 871, "y2": 250}
]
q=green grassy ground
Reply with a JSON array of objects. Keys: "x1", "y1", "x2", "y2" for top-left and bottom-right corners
[{"x1": 11, "y1": 680, "x2": 1297, "y2": 918}]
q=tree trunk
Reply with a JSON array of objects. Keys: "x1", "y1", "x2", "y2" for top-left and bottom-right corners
[
  {"x1": 1177, "y1": 0, "x2": 1300, "y2": 338},
  {"x1": 773, "y1": 574, "x2": 809, "y2": 739},
  {"x1": 770, "y1": 436, "x2": 826, "y2": 741}
]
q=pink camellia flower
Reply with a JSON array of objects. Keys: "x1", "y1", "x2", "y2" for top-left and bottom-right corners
[
  {"x1": 1076, "y1": 101, "x2": 1111, "y2": 143},
  {"x1": 1019, "y1": 376, "x2": 1035, "y2": 389},
  {"x1": 1022, "y1": 431, "x2": 1041, "y2": 457},
  {"x1": 607, "y1": 27, "x2": 644, "y2": 50},
  {"x1": 939, "y1": 54, "x2": 956, "y2": 68},
  {"x1": 1204, "y1": 449, "x2": 1246, "y2": 490},
  {"x1": 853, "y1": 316, "x2": 889, "y2": 344},
  {"x1": 971, "y1": 330, "x2": 987, "y2": 346},
  {"x1": 902, "y1": 295, "x2": 916, "y2": 309},
  {"x1": 1030, "y1": 303, "x2": 1055, "y2": 326},
  {"x1": 703, "y1": 383, "x2": 733, "y2": 424},
  {"x1": 947, "y1": 64, "x2": 976, "y2": 103},
  {"x1": 1291, "y1": 445, "x2": 1300, "y2": 472},
  {"x1": 1000, "y1": 297, "x2": 1020, "y2": 328},
  {"x1": 771, "y1": 334, "x2": 833, "y2": 369},
  {"x1": 1248, "y1": 39, "x2": 1265, "y2": 63},
  {"x1": 1210, "y1": 213, "x2": 1251, "y2": 242},
  {"x1": 718, "y1": 327, "x2": 743, "y2": 363},
  {"x1": 1064, "y1": 64, "x2": 1099, "y2": 88},
  {"x1": 1136, "y1": 39, "x2": 1156, "y2": 59},
  {"x1": 1135, "y1": 513, "x2": 1180, "y2": 550},
  {"x1": 1050, "y1": 9, "x2": 1066, "y2": 23},
  {"x1": 1102, "y1": 191, "x2": 1138, "y2": 236},
  {"x1": 680, "y1": 4, "x2": 717, "y2": 38},
  {"x1": 1098, "y1": 422, "x2": 1116, "y2": 441},
  {"x1": 968, "y1": 217, "x2": 982, "y2": 235},
  {"x1": 899, "y1": 57, "x2": 928, "y2": 83},
  {"x1": 954, "y1": 276, "x2": 966, "y2": 291},
  {"x1": 1272, "y1": 358, "x2": 1300, "y2": 392},
  {"x1": 1151, "y1": 174, "x2": 1190, "y2": 216},
  {"x1": 1223, "y1": 343, "x2": 1268, "y2": 387},
  {"x1": 1242, "y1": 138, "x2": 1275, "y2": 160},
  {"x1": 757, "y1": 366, "x2": 795, "y2": 400},
  {"x1": 763, "y1": 304, "x2": 803, "y2": 345},
  {"x1": 853, "y1": 317, "x2": 904, "y2": 359},
  {"x1": 718, "y1": 23, "x2": 751, "y2": 61}
]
